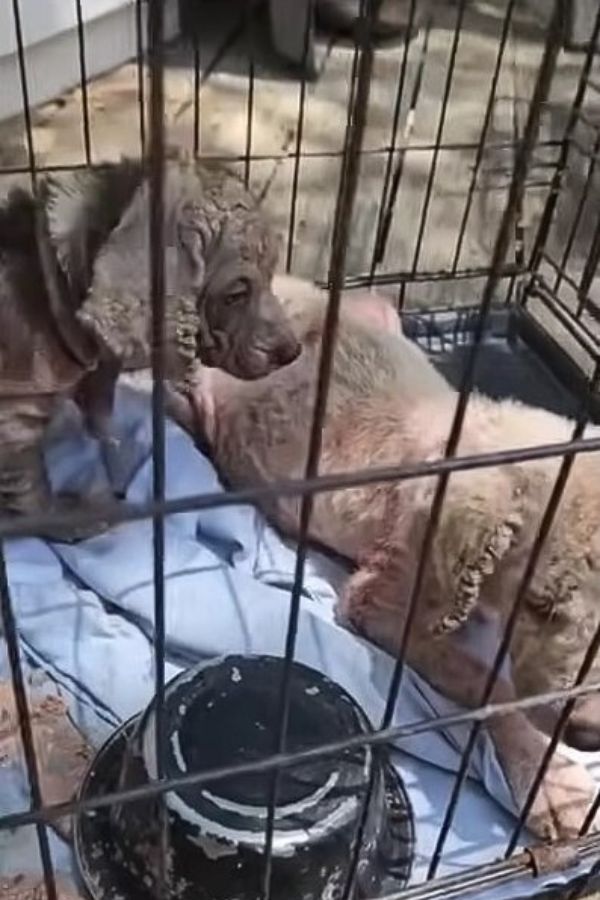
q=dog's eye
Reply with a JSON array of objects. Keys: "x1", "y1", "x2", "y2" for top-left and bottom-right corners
[
  {"x1": 528, "y1": 593, "x2": 564, "y2": 624},
  {"x1": 225, "y1": 280, "x2": 249, "y2": 306}
]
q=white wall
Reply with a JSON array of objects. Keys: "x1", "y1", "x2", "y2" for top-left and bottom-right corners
[{"x1": 0, "y1": 0, "x2": 179, "y2": 123}]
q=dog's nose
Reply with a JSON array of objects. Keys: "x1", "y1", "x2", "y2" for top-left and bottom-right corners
[
  {"x1": 564, "y1": 719, "x2": 600, "y2": 752},
  {"x1": 276, "y1": 338, "x2": 301, "y2": 366},
  {"x1": 564, "y1": 701, "x2": 600, "y2": 751}
]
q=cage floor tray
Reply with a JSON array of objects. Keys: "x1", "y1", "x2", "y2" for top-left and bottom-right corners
[{"x1": 404, "y1": 307, "x2": 587, "y2": 419}]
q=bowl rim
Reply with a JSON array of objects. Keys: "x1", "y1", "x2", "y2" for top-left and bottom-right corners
[{"x1": 73, "y1": 658, "x2": 416, "y2": 900}]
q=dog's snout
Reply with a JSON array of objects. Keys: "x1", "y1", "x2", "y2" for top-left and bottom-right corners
[
  {"x1": 275, "y1": 336, "x2": 301, "y2": 366},
  {"x1": 564, "y1": 720, "x2": 600, "y2": 752},
  {"x1": 564, "y1": 699, "x2": 600, "y2": 751}
]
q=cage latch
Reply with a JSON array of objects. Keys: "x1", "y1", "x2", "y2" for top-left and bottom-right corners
[{"x1": 525, "y1": 841, "x2": 581, "y2": 877}]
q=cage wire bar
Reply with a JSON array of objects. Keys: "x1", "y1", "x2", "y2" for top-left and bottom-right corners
[
  {"x1": 146, "y1": 0, "x2": 170, "y2": 895},
  {"x1": 369, "y1": 0, "x2": 427, "y2": 279},
  {"x1": 136, "y1": 0, "x2": 147, "y2": 155},
  {"x1": 398, "y1": 0, "x2": 467, "y2": 310},
  {"x1": 450, "y1": 0, "x2": 516, "y2": 276},
  {"x1": 0, "y1": 3, "x2": 68, "y2": 900},
  {"x1": 0, "y1": 139, "x2": 564, "y2": 175},
  {"x1": 1, "y1": 1, "x2": 600, "y2": 900},
  {"x1": 362, "y1": 0, "x2": 568, "y2": 886},
  {"x1": 261, "y1": 1, "x2": 385, "y2": 894},
  {"x1": 3, "y1": 433, "x2": 600, "y2": 541},
  {"x1": 284, "y1": 0, "x2": 314, "y2": 273},
  {"x1": 4, "y1": 676, "x2": 600, "y2": 828},
  {"x1": 519, "y1": 0, "x2": 600, "y2": 389},
  {"x1": 424, "y1": 0, "x2": 600, "y2": 857}
]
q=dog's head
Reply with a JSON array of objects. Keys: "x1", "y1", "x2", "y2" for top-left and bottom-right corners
[
  {"x1": 179, "y1": 222, "x2": 300, "y2": 380},
  {"x1": 48, "y1": 160, "x2": 300, "y2": 381},
  {"x1": 429, "y1": 459, "x2": 600, "y2": 752},
  {"x1": 170, "y1": 167, "x2": 301, "y2": 380},
  {"x1": 509, "y1": 509, "x2": 600, "y2": 752}
]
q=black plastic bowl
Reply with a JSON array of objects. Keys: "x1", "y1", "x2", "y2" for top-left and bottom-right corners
[{"x1": 74, "y1": 655, "x2": 414, "y2": 900}]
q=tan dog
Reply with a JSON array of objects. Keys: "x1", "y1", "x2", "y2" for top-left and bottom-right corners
[{"x1": 173, "y1": 277, "x2": 600, "y2": 842}]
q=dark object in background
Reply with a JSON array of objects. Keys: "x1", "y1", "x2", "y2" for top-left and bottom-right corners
[
  {"x1": 268, "y1": 0, "x2": 418, "y2": 77},
  {"x1": 402, "y1": 306, "x2": 599, "y2": 422},
  {"x1": 74, "y1": 655, "x2": 414, "y2": 900},
  {"x1": 316, "y1": 0, "x2": 415, "y2": 44}
]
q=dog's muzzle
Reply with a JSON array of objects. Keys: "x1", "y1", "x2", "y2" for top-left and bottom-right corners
[{"x1": 564, "y1": 695, "x2": 600, "y2": 751}]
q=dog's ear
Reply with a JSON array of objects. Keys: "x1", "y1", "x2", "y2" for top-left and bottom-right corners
[
  {"x1": 430, "y1": 509, "x2": 523, "y2": 637},
  {"x1": 34, "y1": 192, "x2": 99, "y2": 368},
  {"x1": 178, "y1": 221, "x2": 206, "y2": 291},
  {"x1": 0, "y1": 187, "x2": 39, "y2": 250},
  {"x1": 528, "y1": 524, "x2": 599, "y2": 617},
  {"x1": 42, "y1": 159, "x2": 143, "y2": 300},
  {"x1": 177, "y1": 211, "x2": 213, "y2": 292}
]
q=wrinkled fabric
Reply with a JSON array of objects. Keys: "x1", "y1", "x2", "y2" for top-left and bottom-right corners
[{"x1": 1, "y1": 386, "x2": 598, "y2": 898}]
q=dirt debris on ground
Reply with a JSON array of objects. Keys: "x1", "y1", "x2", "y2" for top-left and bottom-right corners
[
  {"x1": 0, "y1": 875, "x2": 83, "y2": 900},
  {"x1": 0, "y1": 680, "x2": 92, "y2": 840}
]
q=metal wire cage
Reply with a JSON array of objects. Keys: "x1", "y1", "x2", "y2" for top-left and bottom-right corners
[{"x1": 2, "y1": 0, "x2": 600, "y2": 898}]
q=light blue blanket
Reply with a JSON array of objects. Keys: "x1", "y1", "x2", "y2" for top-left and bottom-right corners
[{"x1": 0, "y1": 386, "x2": 597, "y2": 898}]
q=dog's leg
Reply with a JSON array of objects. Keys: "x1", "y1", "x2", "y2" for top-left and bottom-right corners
[
  {"x1": 0, "y1": 398, "x2": 111, "y2": 543},
  {"x1": 339, "y1": 560, "x2": 598, "y2": 842},
  {"x1": 74, "y1": 350, "x2": 126, "y2": 495},
  {"x1": 485, "y1": 708, "x2": 598, "y2": 841},
  {"x1": 410, "y1": 633, "x2": 599, "y2": 841},
  {"x1": 0, "y1": 444, "x2": 111, "y2": 543}
]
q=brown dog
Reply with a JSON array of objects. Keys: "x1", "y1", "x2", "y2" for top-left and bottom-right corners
[
  {"x1": 0, "y1": 188, "x2": 114, "y2": 540},
  {"x1": 0, "y1": 160, "x2": 301, "y2": 541},
  {"x1": 45, "y1": 158, "x2": 300, "y2": 380},
  {"x1": 179, "y1": 278, "x2": 600, "y2": 843},
  {"x1": 44, "y1": 157, "x2": 300, "y2": 451}
]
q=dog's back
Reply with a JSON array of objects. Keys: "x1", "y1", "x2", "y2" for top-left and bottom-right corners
[{"x1": 194, "y1": 283, "x2": 452, "y2": 557}]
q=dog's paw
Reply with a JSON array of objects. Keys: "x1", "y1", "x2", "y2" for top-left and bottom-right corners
[
  {"x1": 336, "y1": 566, "x2": 379, "y2": 631},
  {"x1": 526, "y1": 754, "x2": 598, "y2": 841}
]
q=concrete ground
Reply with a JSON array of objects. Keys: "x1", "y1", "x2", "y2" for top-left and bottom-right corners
[{"x1": 0, "y1": 0, "x2": 596, "y2": 319}]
